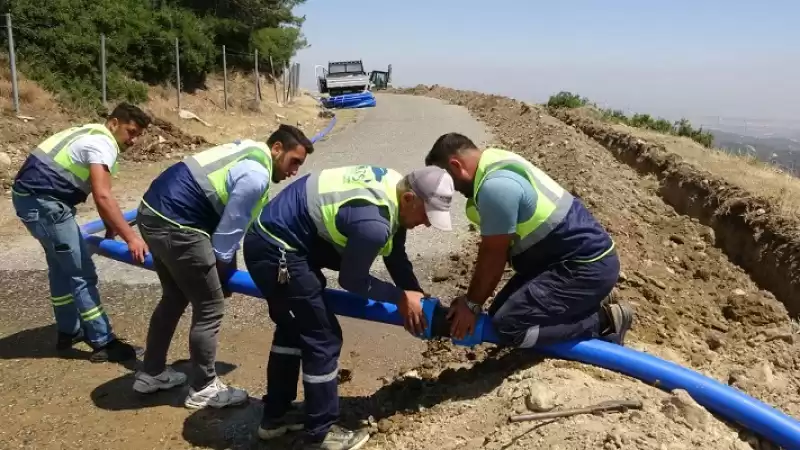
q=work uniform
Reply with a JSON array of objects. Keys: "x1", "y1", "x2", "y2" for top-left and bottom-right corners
[
  {"x1": 243, "y1": 165, "x2": 443, "y2": 443},
  {"x1": 135, "y1": 139, "x2": 272, "y2": 398},
  {"x1": 11, "y1": 124, "x2": 121, "y2": 348},
  {"x1": 467, "y1": 148, "x2": 620, "y2": 348}
]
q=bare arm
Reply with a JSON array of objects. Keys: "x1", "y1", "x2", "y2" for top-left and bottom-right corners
[
  {"x1": 466, "y1": 234, "x2": 514, "y2": 305},
  {"x1": 89, "y1": 164, "x2": 137, "y2": 240}
]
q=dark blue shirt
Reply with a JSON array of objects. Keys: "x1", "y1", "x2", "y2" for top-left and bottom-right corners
[{"x1": 255, "y1": 174, "x2": 422, "y2": 303}]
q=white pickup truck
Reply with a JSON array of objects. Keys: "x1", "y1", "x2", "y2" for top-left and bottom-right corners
[{"x1": 316, "y1": 60, "x2": 370, "y2": 97}]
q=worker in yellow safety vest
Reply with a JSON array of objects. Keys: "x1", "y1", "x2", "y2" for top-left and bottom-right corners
[
  {"x1": 424, "y1": 132, "x2": 634, "y2": 349},
  {"x1": 242, "y1": 164, "x2": 455, "y2": 449},
  {"x1": 132, "y1": 124, "x2": 314, "y2": 410},
  {"x1": 11, "y1": 102, "x2": 151, "y2": 363}
]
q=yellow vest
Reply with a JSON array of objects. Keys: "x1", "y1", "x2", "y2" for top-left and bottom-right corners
[
  {"x1": 305, "y1": 165, "x2": 402, "y2": 256},
  {"x1": 32, "y1": 124, "x2": 120, "y2": 194},
  {"x1": 183, "y1": 139, "x2": 274, "y2": 225},
  {"x1": 466, "y1": 148, "x2": 573, "y2": 257}
]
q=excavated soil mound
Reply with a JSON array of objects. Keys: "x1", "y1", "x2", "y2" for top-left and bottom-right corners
[
  {"x1": 123, "y1": 115, "x2": 209, "y2": 162},
  {"x1": 363, "y1": 86, "x2": 800, "y2": 449}
]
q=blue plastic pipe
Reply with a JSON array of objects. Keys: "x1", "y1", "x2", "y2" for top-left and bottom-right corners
[
  {"x1": 80, "y1": 214, "x2": 800, "y2": 448},
  {"x1": 76, "y1": 117, "x2": 800, "y2": 449}
]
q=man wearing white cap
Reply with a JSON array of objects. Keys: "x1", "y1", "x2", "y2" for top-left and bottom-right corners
[{"x1": 243, "y1": 164, "x2": 454, "y2": 449}]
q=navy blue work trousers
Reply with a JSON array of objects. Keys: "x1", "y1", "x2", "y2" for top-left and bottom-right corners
[
  {"x1": 243, "y1": 232, "x2": 342, "y2": 442},
  {"x1": 488, "y1": 251, "x2": 620, "y2": 348}
]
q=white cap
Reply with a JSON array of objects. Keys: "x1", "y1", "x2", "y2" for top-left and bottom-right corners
[{"x1": 405, "y1": 166, "x2": 455, "y2": 231}]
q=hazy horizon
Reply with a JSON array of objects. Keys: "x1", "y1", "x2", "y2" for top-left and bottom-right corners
[{"x1": 291, "y1": 0, "x2": 800, "y2": 136}]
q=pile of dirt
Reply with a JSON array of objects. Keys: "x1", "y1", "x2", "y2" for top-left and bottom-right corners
[
  {"x1": 122, "y1": 115, "x2": 210, "y2": 162},
  {"x1": 368, "y1": 85, "x2": 800, "y2": 449}
]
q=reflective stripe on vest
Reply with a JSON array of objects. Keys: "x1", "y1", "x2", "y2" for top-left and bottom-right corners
[
  {"x1": 466, "y1": 148, "x2": 574, "y2": 257},
  {"x1": 183, "y1": 140, "x2": 273, "y2": 217},
  {"x1": 31, "y1": 124, "x2": 120, "y2": 194},
  {"x1": 305, "y1": 165, "x2": 401, "y2": 256}
]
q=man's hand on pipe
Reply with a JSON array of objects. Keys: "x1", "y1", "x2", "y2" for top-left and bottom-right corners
[
  {"x1": 447, "y1": 295, "x2": 477, "y2": 340},
  {"x1": 398, "y1": 290, "x2": 427, "y2": 336}
]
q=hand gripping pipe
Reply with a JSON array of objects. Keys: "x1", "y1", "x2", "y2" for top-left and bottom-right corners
[{"x1": 78, "y1": 117, "x2": 800, "y2": 448}]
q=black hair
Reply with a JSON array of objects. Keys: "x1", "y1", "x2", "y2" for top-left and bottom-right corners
[
  {"x1": 425, "y1": 132, "x2": 478, "y2": 166},
  {"x1": 108, "y1": 102, "x2": 151, "y2": 128},
  {"x1": 267, "y1": 123, "x2": 315, "y2": 154}
]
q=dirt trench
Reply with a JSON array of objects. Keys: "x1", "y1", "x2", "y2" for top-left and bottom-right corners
[
  {"x1": 364, "y1": 85, "x2": 800, "y2": 449},
  {"x1": 549, "y1": 107, "x2": 800, "y2": 318}
]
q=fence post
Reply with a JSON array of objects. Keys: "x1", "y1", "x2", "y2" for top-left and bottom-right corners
[
  {"x1": 5, "y1": 13, "x2": 20, "y2": 116},
  {"x1": 254, "y1": 49, "x2": 260, "y2": 104},
  {"x1": 222, "y1": 45, "x2": 228, "y2": 111},
  {"x1": 269, "y1": 55, "x2": 280, "y2": 104},
  {"x1": 174, "y1": 37, "x2": 181, "y2": 111},
  {"x1": 100, "y1": 34, "x2": 107, "y2": 107}
]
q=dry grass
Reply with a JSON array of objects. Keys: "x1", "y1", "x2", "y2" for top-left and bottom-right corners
[
  {"x1": 610, "y1": 122, "x2": 800, "y2": 218},
  {"x1": 145, "y1": 71, "x2": 325, "y2": 145},
  {"x1": 0, "y1": 55, "x2": 64, "y2": 117}
]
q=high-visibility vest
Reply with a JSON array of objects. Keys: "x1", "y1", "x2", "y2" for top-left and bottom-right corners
[
  {"x1": 29, "y1": 124, "x2": 120, "y2": 195},
  {"x1": 183, "y1": 139, "x2": 274, "y2": 225},
  {"x1": 305, "y1": 165, "x2": 402, "y2": 256},
  {"x1": 466, "y1": 148, "x2": 574, "y2": 257}
]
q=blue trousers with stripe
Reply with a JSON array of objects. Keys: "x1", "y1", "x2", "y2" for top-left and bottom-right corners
[
  {"x1": 244, "y1": 231, "x2": 343, "y2": 442},
  {"x1": 12, "y1": 191, "x2": 115, "y2": 348},
  {"x1": 489, "y1": 251, "x2": 620, "y2": 348}
]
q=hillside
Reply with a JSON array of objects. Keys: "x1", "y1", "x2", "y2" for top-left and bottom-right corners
[{"x1": 1, "y1": 0, "x2": 307, "y2": 112}]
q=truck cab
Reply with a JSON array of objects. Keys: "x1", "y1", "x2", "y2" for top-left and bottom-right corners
[{"x1": 316, "y1": 60, "x2": 370, "y2": 97}]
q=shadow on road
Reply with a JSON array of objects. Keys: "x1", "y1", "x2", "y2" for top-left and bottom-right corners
[
  {"x1": 179, "y1": 347, "x2": 543, "y2": 449},
  {"x1": 0, "y1": 323, "x2": 94, "y2": 361},
  {"x1": 91, "y1": 359, "x2": 239, "y2": 411}
]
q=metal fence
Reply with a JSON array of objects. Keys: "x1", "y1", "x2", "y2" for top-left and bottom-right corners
[{"x1": 2, "y1": 13, "x2": 301, "y2": 116}]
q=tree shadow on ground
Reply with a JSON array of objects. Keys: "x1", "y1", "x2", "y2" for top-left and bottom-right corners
[
  {"x1": 91, "y1": 359, "x2": 239, "y2": 411},
  {"x1": 180, "y1": 347, "x2": 545, "y2": 449}
]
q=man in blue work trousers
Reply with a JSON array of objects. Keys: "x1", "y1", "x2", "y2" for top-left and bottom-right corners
[
  {"x1": 243, "y1": 164, "x2": 455, "y2": 449},
  {"x1": 424, "y1": 133, "x2": 634, "y2": 350},
  {"x1": 11, "y1": 102, "x2": 151, "y2": 363},
  {"x1": 131, "y1": 124, "x2": 314, "y2": 410}
]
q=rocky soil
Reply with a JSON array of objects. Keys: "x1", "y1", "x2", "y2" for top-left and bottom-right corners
[{"x1": 360, "y1": 85, "x2": 800, "y2": 449}]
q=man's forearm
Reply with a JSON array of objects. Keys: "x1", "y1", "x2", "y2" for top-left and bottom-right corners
[
  {"x1": 95, "y1": 195, "x2": 137, "y2": 242},
  {"x1": 465, "y1": 241, "x2": 509, "y2": 306}
]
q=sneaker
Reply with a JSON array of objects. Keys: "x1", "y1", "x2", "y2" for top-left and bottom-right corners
[
  {"x1": 257, "y1": 401, "x2": 305, "y2": 440},
  {"x1": 89, "y1": 338, "x2": 143, "y2": 363},
  {"x1": 300, "y1": 424, "x2": 370, "y2": 450},
  {"x1": 184, "y1": 377, "x2": 249, "y2": 409},
  {"x1": 600, "y1": 301, "x2": 634, "y2": 346},
  {"x1": 56, "y1": 329, "x2": 85, "y2": 351},
  {"x1": 132, "y1": 367, "x2": 188, "y2": 394}
]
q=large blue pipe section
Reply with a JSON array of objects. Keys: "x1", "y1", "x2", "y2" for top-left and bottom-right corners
[{"x1": 77, "y1": 117, "x2": 800, "y2": 449}]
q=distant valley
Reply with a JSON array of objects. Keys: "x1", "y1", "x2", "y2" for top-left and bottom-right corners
[{"x1": 709, "y1": 129, "x2": 800, "y2": 176}]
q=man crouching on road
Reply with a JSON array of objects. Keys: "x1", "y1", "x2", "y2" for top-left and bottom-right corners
[
  {"x1": 243, "y1": 165, "x2": 455, "y2": 449},
  {"x1": 424, "y1": 133, "x2": 633, "y2": 350},
  {"x1": 11, "y1": 102, "x2": 150, "y2": 363},
  {"x1": 131, "y1": 124, "x2": 313, "y2": 409}
]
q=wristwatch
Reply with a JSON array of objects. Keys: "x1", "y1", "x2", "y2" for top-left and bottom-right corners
[{"x1": 464, "y1": 299, "x2": 482, "y2": 314}]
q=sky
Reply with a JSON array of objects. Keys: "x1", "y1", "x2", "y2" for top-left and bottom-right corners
[{"x1": 290, "y1": 0, "x2": 800, "y2": 133}]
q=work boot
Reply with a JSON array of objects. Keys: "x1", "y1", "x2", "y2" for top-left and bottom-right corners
[
  {"x1": 89, "y1": 338, "x2": 142, "y2": 363},
  {"x1": 299, "y1": 424, "x2": 370, "y2": 450},
  {"x1": 600, "y1": 301, "x2": 634, "y2": 346},
  {"x1": 184, "y1": 377, "x2": 249, "y2": 409},
  {"x1": 56, "y1": 329, "x2": 85, "y2": 351},
  {"x1": 257, "y1": 401, "x2": 305, "y2": 440},
  {"x1": 132, "y1": 367, "x2": 188, "y2": 394}
]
